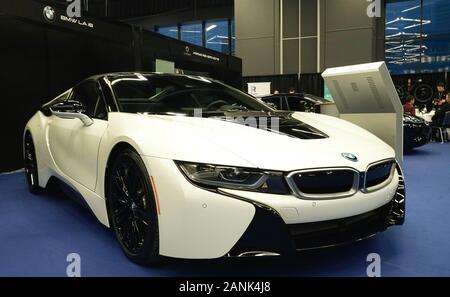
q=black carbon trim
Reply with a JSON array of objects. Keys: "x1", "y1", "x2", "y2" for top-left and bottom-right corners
[
  {"x1": 227, "y1": 174, "x2": 406, "y2": 255},
  {"x1": 227, "y1": 204, "x2": 296, "y2": 257},
  {"x1": 277, "y1": 113, "x2": 329, "y2": 139},
  {"x1": 213, "y1": 111, "x2": 328, "y2": 140},
  {"x1": 288, "y1": 202, "x2": 392, "y2": 250}
]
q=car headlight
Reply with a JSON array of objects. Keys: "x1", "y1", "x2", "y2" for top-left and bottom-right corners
[{"x1": 176, "y1": 161, "x2": 290, "y2": 194}]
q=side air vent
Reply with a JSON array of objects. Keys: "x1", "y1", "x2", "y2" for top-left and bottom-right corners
[{"x1": 366, "y1": 76, "x2": 384, "y2": 109}]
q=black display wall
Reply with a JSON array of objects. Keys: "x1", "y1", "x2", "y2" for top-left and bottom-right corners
[
  {"x1": 298, "y1": 74, "x2": 325, "y2": 97},
  {"x1": 1, "y1": 18, "x2": 49, "y2": 174},
  {"x1": 0, "y1": 0, "x2": 242, "y2": 172}
]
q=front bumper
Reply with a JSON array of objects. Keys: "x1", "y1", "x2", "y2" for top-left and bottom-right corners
[
  {"x1": 228, "y1": 171, "x2": 405, "y2": 256},
  {"x1": 144, "y1": 156, "x2": 405, "y2": 259}
]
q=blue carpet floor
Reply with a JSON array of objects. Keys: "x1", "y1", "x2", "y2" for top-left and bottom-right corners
[{"x1": 0, "y1": 143, "x2": 449, "y2": 277}]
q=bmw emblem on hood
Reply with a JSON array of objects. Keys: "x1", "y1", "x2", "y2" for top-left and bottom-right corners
[
  {"x1": 43, "y1": 6, "x2": 56, "y2": 22},
  {"x1": 342, "y1": 152, "x2": 358, "y2": 162}
]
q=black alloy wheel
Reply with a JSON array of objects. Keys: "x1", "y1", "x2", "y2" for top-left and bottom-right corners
[
  {"x1": 24, "y1": 133, "x2": 44, "y2": 194},
  {"x1": 107, "y1": 148, "x2": 160, "y2": 265}
]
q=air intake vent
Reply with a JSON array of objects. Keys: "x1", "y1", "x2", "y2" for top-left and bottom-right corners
[
  {"x1": 364, "y1": 160, "x2": 395, "y2": 191},
  {"x1": 287, "y1": 169, "x2": 358, "y2": 199}
]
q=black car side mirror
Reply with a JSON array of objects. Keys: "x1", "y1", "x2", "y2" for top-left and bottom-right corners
[{"x1": 51, "y1": 100, "x2": 85, "y2": 113}]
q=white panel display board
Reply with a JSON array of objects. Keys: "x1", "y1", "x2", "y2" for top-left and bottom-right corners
[
  {"x1": 322, "y1": 62, "x2": 404, "y2": 167},
  {"x1": 156, "y1": 59, "x2": 175, "y2": 73},
  {"x1": 247, "y1": 82, "x2": 271, "y2": 97}
]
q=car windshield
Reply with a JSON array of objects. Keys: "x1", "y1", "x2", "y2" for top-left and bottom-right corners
[{"x1": 108, "y1": 74, "x2": 273, "y2": 115}]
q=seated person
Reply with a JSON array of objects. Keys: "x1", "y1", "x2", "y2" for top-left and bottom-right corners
[
  {"x1": 433, "y1": 82, "x2": 447, "y2": 108},
  {"x1": 403, "y1": 96, "x2": 416, "y2": 115},
  {"x1": 432, "y1": 93, "x2": 450, "y2": 126}
]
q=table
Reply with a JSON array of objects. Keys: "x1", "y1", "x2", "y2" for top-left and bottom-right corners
[{"x1": 416, "y1": 110, "x2": 435, "y2": 123}]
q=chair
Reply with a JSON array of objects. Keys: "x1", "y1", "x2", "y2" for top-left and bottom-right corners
[
  {"x1": 433, "y1": 112, "x2": 450, "y2": 144},
  {"x1": 442, "y1": 112, "x2": 450, "y2": 143}
]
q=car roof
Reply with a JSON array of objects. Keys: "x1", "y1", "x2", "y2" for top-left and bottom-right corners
[
  {"x1": 262, "y1": 93, "x2": 312, "y2": 98},
  {"x1": 85, "y1": 72, "x2": 207, "y2": 81},
  {"x1": 261, "y1": 93, "x2": 329, "y2": 103}
]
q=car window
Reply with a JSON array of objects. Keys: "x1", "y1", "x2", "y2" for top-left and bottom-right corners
[
  {"x1": 55, "y1": 89, "x2": 72, "y2": 101},
  {"x1": 70, "y1": 81, "x2": 107, "y2": 120},
  {"x1": 43, "y1": 89, "x2": 72, "y2": 110},
  {"x1": 109, "y1": 75, "x2": 273, "y2": 114},
  {"x1": 263, "y1": 97, "x2": 282, "y2": 109},
  {"x1": 286, "y1": 96, "x2": 315, "y2": 112},
  {"x1": 286, "y1": 96, "x2": 305, "y2": 111},
  {"x1": 94, "y1": 93, "x2": 108, "y2": 120}
]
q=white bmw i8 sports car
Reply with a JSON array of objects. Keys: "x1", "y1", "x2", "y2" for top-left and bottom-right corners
[{"x1": 24, "y1": 73, "x2": 405, "y2": 265}]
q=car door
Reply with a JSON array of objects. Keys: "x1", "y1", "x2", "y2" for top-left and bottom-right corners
[{"x1": 48, "y1": 80, "x2": 108, "y2": 191}]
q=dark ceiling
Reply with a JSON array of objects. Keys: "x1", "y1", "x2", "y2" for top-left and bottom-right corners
[{"x1": 47, "y1": 0, "x2": 233, "y2": 19}]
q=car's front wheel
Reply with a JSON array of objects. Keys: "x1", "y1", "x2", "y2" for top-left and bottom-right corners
[
  {"x1": 107, "y1": 148, "x2": 160, "y2": 265},
  {"x1": 24, "y1": 133, "x2": 44, "y2": 194}
]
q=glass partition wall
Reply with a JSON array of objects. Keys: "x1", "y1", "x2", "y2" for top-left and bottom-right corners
[
  {"x1": 386, "y1": 0, "x2": 450, "y2": 74},
  {"x1": 156, "y1": 19, "x2": 235, "y2": 55}
]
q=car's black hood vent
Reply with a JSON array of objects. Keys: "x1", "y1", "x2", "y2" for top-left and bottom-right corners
[
  {"x1": 277, "y1": 114, "x2": 328, "y2": 139},
  {"x1": 212, "y1": 111, "x2": 328, "y2": 140}
]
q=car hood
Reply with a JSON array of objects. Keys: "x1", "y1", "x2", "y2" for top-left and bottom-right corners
[{"x1": 109, "y1": 112, "x2": 395, "y2": 172}]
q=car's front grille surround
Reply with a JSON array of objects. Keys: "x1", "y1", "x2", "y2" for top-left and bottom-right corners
[
  {"x1": 286, "y1": 159, "x2": 398, "y2": 200},
  {"x1": 285, "y1": 168, "x2": 360, "y2": 200}
]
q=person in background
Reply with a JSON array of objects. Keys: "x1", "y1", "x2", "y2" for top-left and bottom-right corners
[
  {"x1": 407, "y1": 78, "x2": 413, "y2": 96},
  {"x1": 288, "y1": 87, "x2": 296, "y2": 94},
  {"x1": 433, "y1": 82, "x2": 447, "y2": 109},
  {"x1": 274, "y1": 90, "x2": 280, "y2": 94},
  {"x1": 432, "y1": 93, "x2": 450, "y2": 126},
  {"x1": 403, "y1": 95, "x2": 416, "y2": 115}
]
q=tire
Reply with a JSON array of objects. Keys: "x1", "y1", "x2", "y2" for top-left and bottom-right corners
[
  {"x1": 24, "y1": 133, "x2": 44, "y2": 194},
  {"x1": 107, "y1": 148, "x2": 160, "y2": 265}
]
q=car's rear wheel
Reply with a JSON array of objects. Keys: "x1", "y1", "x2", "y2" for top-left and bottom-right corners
[
  {"x1": 107, "y1": 148, "x2": 160, "y2": 265},
  {"x1": 24, "y1": 133, "x2": 44, "y2": 194}
]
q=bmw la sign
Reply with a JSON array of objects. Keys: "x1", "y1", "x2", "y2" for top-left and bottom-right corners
[
  {"x1": 60, "y1": 15, "x2": 94, "y2": 29},
  {"x1": 42, "y1": 5, "x2": 94, "y2": 29}
]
